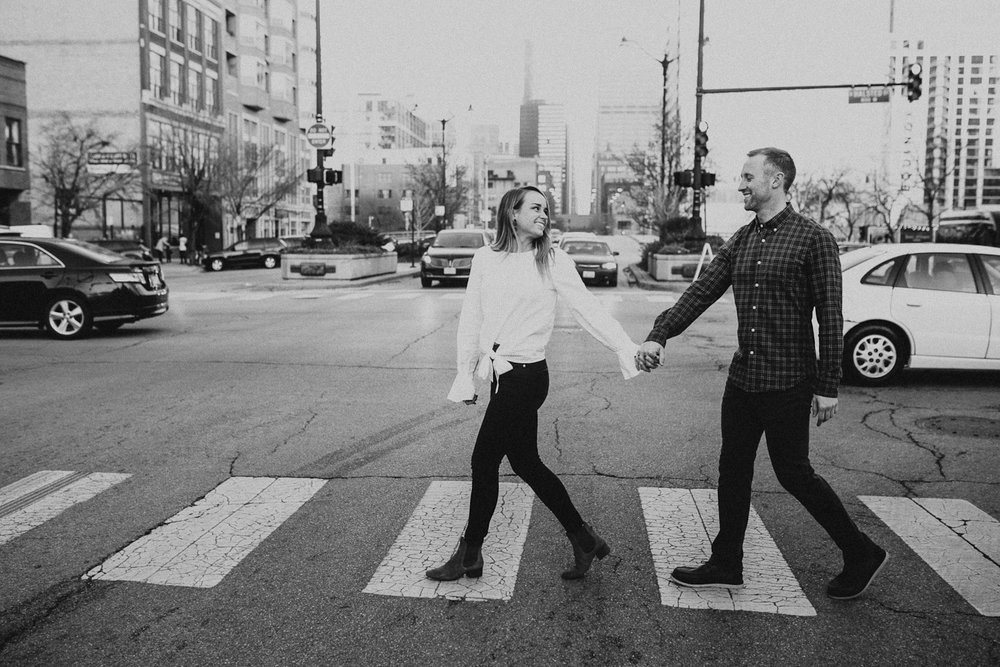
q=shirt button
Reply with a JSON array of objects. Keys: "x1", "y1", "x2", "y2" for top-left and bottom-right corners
[
  {"x1": 757, "y1": 261, "x2": 761, "y2": 265},
  {"x1": 749, "y1": 350, "x2": 755, "y2": 355},
  {"x1": 752, "y1": 306, "x2": 757, "y2": 310},
  {"x1": 754, "y1": 283, "x2": 759, "y2": 287},
  {"x1": 751, "y1": 328, "x2": 756, "y2": 332}
]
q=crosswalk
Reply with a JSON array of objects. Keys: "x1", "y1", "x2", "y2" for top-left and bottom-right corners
[
  {"x1": 169, "y1": 288, "x2": 699, "y2": 307},
  {"x1": 3, "y1": 470, "x2": 998, "y2": 616}
]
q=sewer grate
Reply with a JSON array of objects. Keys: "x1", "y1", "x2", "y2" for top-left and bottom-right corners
[{"x1": 915, "y1": 416, "x2": 1000, "y2": 439}]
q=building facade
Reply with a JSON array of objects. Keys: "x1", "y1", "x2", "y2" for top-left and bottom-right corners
[
  {"x1": 0, "y1": 55, "x2": 30, "y2": 226},
  {"x1": 519, "y1": 99, "x2": 567, "y2": 214}
]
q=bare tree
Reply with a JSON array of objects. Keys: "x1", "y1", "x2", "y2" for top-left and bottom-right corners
[
  {"x1": 795, "y1": 168, "x2": 854, "y2": 228},
  {"x1": 859, "y1": 170, "x2": 904, "y2": 242},
  {"x1": 216, "y1": 138, "x2": 302, "y2": 238},
  {"x1": 406, "y1": 160, "x2": 469, "y2": 233},
  {"x1": 33, "y1": 112, "x2": 138, "y2": 237},
  {"x1": 618, "y1": 115, "x2": 688, "y2": 233}
]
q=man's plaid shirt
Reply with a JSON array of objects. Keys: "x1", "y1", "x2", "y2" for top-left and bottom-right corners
[{"x1": 645, "y1": 205, "x2": 844, "y2": 397}]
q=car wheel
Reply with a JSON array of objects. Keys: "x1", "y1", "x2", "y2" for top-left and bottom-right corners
[
  {"x1": 608, "y1": 275, "x2": 618, "y2": 287},
  {"x1": 420, "y1": 274, "x2": 432, "y2": 288},
  {"x1": 262, "y1": 255, "x2": 278, "y2": 269},
  {"x1": 843, "y1": 324, "x2": 907, "y2": 386},
  {"x1": 44, "y1": 295, "x2": 93, "y2": 340},
  {"x1": 209, "y1": 258, "x2": 225, "y2": 272}
]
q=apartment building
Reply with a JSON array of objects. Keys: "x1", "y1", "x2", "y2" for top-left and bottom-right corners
[{"x1": 0, "y1": 55, "x2": 29, "y2": 226}]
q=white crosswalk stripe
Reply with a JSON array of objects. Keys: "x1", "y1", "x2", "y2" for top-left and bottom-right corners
[
  {"x1": 0, "y1": 470, "x2": 130, "y2": 546},
  {"x1": 861, "y1": 496, "x2": 1000, "y2": 616},
  {"x1": 364, "y1": 481, "x2": 533, "y2": 601},
  {"x1": 84, "y1": 477, "x2": 326, "y2": 588},
  {"x1": 639, "y1": 487, "x2": 815, "y2": 616}
]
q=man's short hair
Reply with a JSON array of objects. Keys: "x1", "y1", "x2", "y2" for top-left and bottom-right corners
[{"x1": 747, "y1": 147, "x2": 796, "y2": 191}]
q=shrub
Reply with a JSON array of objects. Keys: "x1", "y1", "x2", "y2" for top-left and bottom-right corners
[{"x1": 285, "y1": 222, "x2": 390, "y2": 254}]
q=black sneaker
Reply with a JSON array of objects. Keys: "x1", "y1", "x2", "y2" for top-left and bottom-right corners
[
  {"x1": 827, "y1": 539, "x2": 888, "y2": 600},
  {"x1": 670, "y1": 561, "x2": 744, "y2": 589}
]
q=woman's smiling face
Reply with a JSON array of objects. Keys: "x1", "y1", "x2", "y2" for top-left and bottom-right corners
[{"x1": 513, "y1": 190, "x2": 549, "y2": 242}]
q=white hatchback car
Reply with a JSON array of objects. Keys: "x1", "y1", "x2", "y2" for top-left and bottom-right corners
[{"x1": 840, "y1": 243, "x2": 1000, "y2": 385}]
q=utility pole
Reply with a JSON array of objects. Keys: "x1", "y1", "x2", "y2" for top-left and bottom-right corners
[
  {"x1": 439, "y1": 117, "x2": 449, "y2": 229},
  {"x1": 309, "y1": 0, "x2": 332, "y2": 240},
  {"x1": 691, "y1": 0, "x2": 706, "y2": 232}
]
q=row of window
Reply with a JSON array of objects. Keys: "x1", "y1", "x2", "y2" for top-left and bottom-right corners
[
  {"x1": 148, "y1": 51, "x2": 219, "y2": 112},
  {"x1": 148, "y1": 0, "x2": 220, "y2": 61},
  {"x1": 3, "y1": 117, "x2": 23, "y2": 168}
]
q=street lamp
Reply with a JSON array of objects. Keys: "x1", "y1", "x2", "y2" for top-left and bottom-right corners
[
  {"x1": 620, "y1": 37, "x2": 674, "y2": 192},
  {"x1": 437, "y1": 115, "x2": 453, "y2": 229}
]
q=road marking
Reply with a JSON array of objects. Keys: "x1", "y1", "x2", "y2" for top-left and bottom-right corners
[
  {"x1": 169, "y1": 291, "x2": 228, "y2": 301},
  {"x1": 235, "y1": 293, "x2": 277, "y2": 301},
  {"x1": 639, "y1": 487, "x2": 816, "y2": 616},
  {"x1": 335, "y1": 293, "x2": 373, "y2": 301},
  {"x1": 84, "y1": 477, "x2": 326, "y2": 588},
  {"x1": 860, "y1": 496, "x2": 1000, "y2": 616},
  {"x1": 0, "y1": 470, "x2": 131, "y2": 546},
  {"x1": 364, "y1": 481, "x2": 533, "y2": 601}
]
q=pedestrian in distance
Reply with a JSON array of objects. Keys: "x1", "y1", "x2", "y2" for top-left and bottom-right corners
[
  {"x1": 427, "y1": 185, "x2": 643, "y2": 582},
  {"x1": 155, "y1": 235, "x2": 169, "y2": 263},
  {"x1": 635, "y1": 147, "x2": 888, "y2": 600},
  {"x1": 178, "y1": 234, "x2": 188, "y2": 264}
]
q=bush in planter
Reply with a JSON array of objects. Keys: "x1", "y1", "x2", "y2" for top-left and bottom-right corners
[{"x1": 284, "y1": 222, "x2": 390, "y2": 254}]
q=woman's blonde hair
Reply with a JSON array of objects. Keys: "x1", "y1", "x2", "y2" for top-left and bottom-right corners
[{"x1": 491, "y1": 185, "x2": 553, "y2": 275}]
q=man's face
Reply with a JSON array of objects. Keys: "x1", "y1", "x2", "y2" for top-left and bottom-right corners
[{"x1": 738, "y1": 154, "x2": 781, "y2": 213}]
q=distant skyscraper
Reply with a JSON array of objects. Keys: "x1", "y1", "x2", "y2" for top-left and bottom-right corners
[{"x1": 516, "y1": 39, "x2": 568, "y2": 214}]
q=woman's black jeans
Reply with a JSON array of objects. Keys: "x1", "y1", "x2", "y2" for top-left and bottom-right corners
[
  {"x1": 463, "y1": 360, "x2": 584, "y2": 546},
  {"x1": 710, "y1": 380, "x2": 865, "y2": 568}
]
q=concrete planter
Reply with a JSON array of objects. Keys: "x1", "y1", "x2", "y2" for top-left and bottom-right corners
[
  {"x1": 648, "y1": 253, "x2": 702, "y2": 281},
  {"x1": 281, "y1": 251, "x2": 397, "y2": 281}
]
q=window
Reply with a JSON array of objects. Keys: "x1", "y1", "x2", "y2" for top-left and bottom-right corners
[
  {"x1": 225, "y1": 10, "x2": 235, "y2": 36},
  {"x1": 982, "y1": 255, "x2": 1000, "y2": 293},
  {"x1": 226, "y1": 52, "x2": 237, "y2": 77},
  {"x1": 206, "y1": 74, "x2": 218, "y2": 112},
  {"x1": 5, "y1": 118, "x2": 23, "y2": 167},
  {"x1": 148, "y1": 0, "x2": 164, "y2": 32},
  {"x1": 188, "y1": 69, "x2": 202, "y2": 108},
  {"x1": 861, "y1": 258, "x2": 901, "y2": 286},
  {"x1": 169, "y1": 60, "x2": 183, "y2": 104},
  {"x1": 188, "y1": 8, "x2": 202, "y2": 52},
  {"x1": 900, "y1": 253, "x2": 977, "y2": 293},
  {"x1": 206, "y1": 18, "x2": 218, "y2": 59},
  {"x1": 169, "y1": 0, "x2": 183, "y2": 43},
  {"x1": 149, "y1": 51, "x2": 164, "y2": 97}
]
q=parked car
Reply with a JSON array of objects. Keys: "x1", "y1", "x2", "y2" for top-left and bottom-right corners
[
  {"x1": 935, "y1": 209, "x2": 1000, "y2": 247},
  {"x1": 420, "y1": 229, "x2": 492, "y2": 287},
  {"x1": 837, "y1": 241, "x2": 871, "y2": 255},
  {"x1": 560, "y1": 239, "x2": 619, "y2": 286},
  {"x1": 840, "y1": 243, "x2": 1000, "y2": 385},
  {"x1": 556, "y1": 231, "x2": 597, "y2": 248},
  {"x1": 0, "y1": 237, "x2": 168, "y2": 339},
  {"x1": 549, "y1": 228, "x2": 564, "y2": 244},
  {"x1": 89, "y1": 238, "x2": 156, "y2": 262},
  {"x1": 203, "y1": 238, "x2": 286, "y2": 271}
]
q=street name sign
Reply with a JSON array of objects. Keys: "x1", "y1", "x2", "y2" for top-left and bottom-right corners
[
  {"x1": 849, "y1": 85, "x2": 892, "y2": 104},
  {"x1": 87, "y1": 151, "x2": 137, "y2": 174}
]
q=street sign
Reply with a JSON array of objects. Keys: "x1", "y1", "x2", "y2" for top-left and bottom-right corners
[
  {"x1": 399, "y1": 198, "x2": 413, "y2": 212},
  {"x1": 87, "y1": 151, "x2": 137, "y2": 174},
  {"x1": 849, "y1": 85, "x2": 891, "y2": 104},
  {"x1": 306, "y1": 124, "x2": 332, "y2": 148},
  {"x1": 434, "y1": 205, "x2": 445, "y2": 217}
]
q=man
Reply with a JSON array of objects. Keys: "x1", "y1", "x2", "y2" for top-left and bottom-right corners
[{"x1": 636, "y1": 147, "x2": 887, "y2": 600}]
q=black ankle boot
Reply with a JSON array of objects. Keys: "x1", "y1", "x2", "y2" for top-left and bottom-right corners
[
  {"x1": 425, "y1": 538, "x2": 484, "y2": 581},
  {"x1": 561, "y1": 523, "x2": 611, "y2": 580}
]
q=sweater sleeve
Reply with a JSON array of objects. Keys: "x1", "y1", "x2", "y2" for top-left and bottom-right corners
[
  {"x1": 447, "y1": 248, "x2": 485, "y2": 402},
  {"x1": 550, "y1": 249, "x2": 640, "y2": 379}
]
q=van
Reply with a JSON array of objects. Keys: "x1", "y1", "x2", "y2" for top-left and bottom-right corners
[{"x1": 936, "y1": 209, "x2": 1000, "y2": 247}]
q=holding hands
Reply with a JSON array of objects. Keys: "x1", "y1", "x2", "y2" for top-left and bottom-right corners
[{"x1": 635, "y1": 341, "x2": 664, "y2": 372}]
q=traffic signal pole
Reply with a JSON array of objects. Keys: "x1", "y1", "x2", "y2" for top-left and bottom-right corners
[
  {"x1": 691, "y1": 0, "x2": 706, "y2": 232},
  {"x1": 310, "y1": 0, "x2": 332, "y2": 241}
]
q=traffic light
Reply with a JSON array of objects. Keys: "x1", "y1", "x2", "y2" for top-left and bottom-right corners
[
  {"x1": 324, "y1": 169, "x2": 343, "y2": 185},
  {"x1": 673, "y1": 169, "x2": 693, "y2": 188},
  {"x1": 306, "y1": 167, "x2": 324, "y2": 183},
  {"x1": 319, "y1": 147, "x2": 335, "y2": 160},
  {"x1": 694, "y1": 128, "x2": 709, "y2": 158},
  {"x1": 906, "y1": 63, "x2": 922, "y2": 102},
  {"x1": 701, "y1": 171, "x2": 717, "y2": 187}
]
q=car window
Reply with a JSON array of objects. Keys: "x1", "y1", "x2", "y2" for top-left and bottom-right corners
[
  {"x1": 898, "y1": 253, "x2": 977, "y2": 293},
  {"x1": 232, "y1": 241, "x2": 249, "y2": 251},
  {"x1": 979, "y1": 255, "x2": 1000, "y2": 293},
  {"x1": 861, "y1": 258, "x2": 900, "y2": 286},
  {"x1": 433, "y1": 233, "x2": 484, "y2": 248},
  {"x1": 563, "y1": 241, "x2": 609, "y2": 255},
  {"x1": 0, "y1": 242, "x2": 61, "y2": 268}
]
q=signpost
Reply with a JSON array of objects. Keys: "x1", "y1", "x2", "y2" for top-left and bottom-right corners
[
  {"x1": 306, "y1": 123, "x2": 332, "y2": 149},
  {"x1": 849, "y1": 85, "x2": 892, "y2": 104},
  {"x1": 400, "y1": 197, "x2": 415, "y2": 267},
  {"x1": 87, "y1": 151, "x2": 137, "y2": 174}
]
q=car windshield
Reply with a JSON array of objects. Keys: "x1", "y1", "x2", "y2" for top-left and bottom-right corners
[
  {"x1": 839, "y1": 245, "x2": 890, "y2": 271},
  {"x1": 66, "y1": 239, "x2": 134, "y2": 264},
  {"x1": 562, "y1": 241, "x2": 610, "y2": 255},
  {"x1": 433, "y1": 233, "x2": 484, "y2": 249}
]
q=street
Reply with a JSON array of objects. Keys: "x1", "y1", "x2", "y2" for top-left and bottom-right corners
[{"x1": 2, "y1": 236, "x2": 999, "y2": 666}]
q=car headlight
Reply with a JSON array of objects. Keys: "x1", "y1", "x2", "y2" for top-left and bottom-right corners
[
  {"x1": 601, "y1": 262, "x2": 617, "y2": 270},
  {"x1": 421, "y1": 253, "x2": 431, "y2": 264},
  {"x1": 108, "y1": 270, "x2": 143, "y2": 283}
]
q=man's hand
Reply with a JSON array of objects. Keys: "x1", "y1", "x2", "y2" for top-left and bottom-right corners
[
  {"x1": 635, "y1": 341, "x2": 664, "y2": 372},
  {"x1": 812, "y1": 394, "x2": 838, "y2": 426}
]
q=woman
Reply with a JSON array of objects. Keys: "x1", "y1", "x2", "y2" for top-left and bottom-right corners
[{"x1": 426, "y1": 186, "x2": 641, "y2": 582}]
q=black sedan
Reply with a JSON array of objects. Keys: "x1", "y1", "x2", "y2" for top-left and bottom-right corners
[
  {"x1": 203, "y1": 238, "x2": 286, "y2": 271},
  {"x1": 420, "y1": 229, "x2": 492, "y2": 287},
  {"x1": 561, "y1": 239, "x2": 619, "y2": 286},
  {"x1": 0, "y1": 237, "x2": 168, "y2": 339}
]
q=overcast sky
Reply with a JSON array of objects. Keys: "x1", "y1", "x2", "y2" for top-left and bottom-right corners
[{"x1": 321, "y1": 0, "x2": 1000, "y2": 212}]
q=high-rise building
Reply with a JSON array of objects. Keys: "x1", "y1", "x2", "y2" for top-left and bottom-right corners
[
  {"x1": 519, "y1": 99, "x2": 567, "y2": 214},
  {"x1": 353, "y1": 94, "x2": 429, "y2": 151},
  {"x1": 0, "y1": 0, "x2": 317, "y2": 248},
  {"x1": 887, "y1": 35, "x2": 1000, "y2": 226}
]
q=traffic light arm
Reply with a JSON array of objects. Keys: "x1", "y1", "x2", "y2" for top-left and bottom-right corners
[{"x1": 700, "y1": 81, "x2": 914, "y2": 95}]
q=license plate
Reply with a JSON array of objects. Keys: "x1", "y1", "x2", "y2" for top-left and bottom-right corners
[
  {"x1": 444, "y1": 267, "x2": 457, "y2": 275},
  {"x1": 583, "y1": 270, "x2": 595, "y2": 278}
]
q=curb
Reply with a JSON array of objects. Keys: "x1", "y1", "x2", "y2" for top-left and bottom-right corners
[{"x1": 627, "y1": 263, "x2": 691, "y2": 292}]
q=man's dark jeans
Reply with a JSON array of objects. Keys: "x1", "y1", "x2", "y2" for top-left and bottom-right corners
[{"x1": 711, "y1": 380, "x2": 865, "y2": 568}]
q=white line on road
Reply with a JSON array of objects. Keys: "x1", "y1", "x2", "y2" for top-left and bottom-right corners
[
  {"x1": 860, "y1": 496, "x2": 1000, "y2": 616},
  {"x1": 0, "y1": 471, "x2": 131, "y2": 546},
  {"x1": 335, "y1": 293, "x2": 373, "y2": 301},
  {"x1": 364, "y1": 481, "x2": 533, "y2": 601},
  {"x1": 639, "y1": 487, "x2": 816, "y2": 616},
  {"x1": 84, "y1": 477, "x2": 326, "y2": 588}
]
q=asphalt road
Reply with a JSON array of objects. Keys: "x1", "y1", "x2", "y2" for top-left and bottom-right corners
[{"x1": 2, "y1": 236, "x2": 998, "y2": 666}]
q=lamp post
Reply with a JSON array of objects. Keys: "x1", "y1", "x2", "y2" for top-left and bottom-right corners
[
  {"x1": 620, "y1": 37, "x2": 674, "y2": 192},
  {"x1": 437, "y1": 116, "x2": 452, "y2": 229},
  {"x1": 309, "y1": 0, "x2": 332, "y2": 241}
]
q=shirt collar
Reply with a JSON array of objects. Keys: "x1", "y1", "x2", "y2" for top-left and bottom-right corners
[{"x1": 755, "y1": 204, "x2": 794, "y2": 234}]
